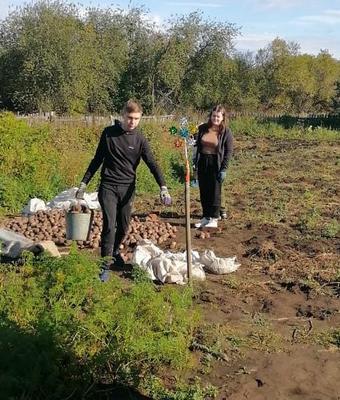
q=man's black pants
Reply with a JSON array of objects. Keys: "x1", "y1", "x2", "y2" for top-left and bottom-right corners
[
  {"x1": 98, "y1": 181, "x2": 135, "y2": 258},
  {"x1": 198, "y1": 154, "x2": 221, "y2": 218}
]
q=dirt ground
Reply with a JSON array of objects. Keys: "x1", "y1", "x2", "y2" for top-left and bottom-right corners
[
  {"x1": 132, "y1": 134, "x2": 340, "y2": 399},
  {"x1": 170, "y1": 220, "x2": 340, "y2": 400}
]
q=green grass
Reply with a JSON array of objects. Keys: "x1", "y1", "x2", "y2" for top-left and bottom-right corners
[
  {"x1": 314, "y1": 329, "x2": 340, "y2": 348},
  {"x1": 0, "y1": 247, "x2": 199, "y2": 399},
  {"x1": 230, "y1": 116, "x2": 340, "y2": 141},
  {"x1": 145, "y1": 376, "x2": 218, "y2": 400}
]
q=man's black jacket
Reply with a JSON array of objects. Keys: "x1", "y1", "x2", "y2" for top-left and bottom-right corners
[{"x1": 81, "y1": 120, "x2": 166, "y2": 187}]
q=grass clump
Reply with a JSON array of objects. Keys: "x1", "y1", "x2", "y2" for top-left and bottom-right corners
[
  {"x1": 314, "y1": 329, "x2": 340, "y2": 348},
  {"x1": 321, "y1": 219, "x2": 340, "y2": 238},
  {"x1": 146, "y1": 376, "x2": 218, "y2": 400}
]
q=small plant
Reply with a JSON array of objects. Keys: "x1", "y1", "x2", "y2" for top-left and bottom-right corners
[
  {"x1": 247, "y1": 326, "x2": 283, "y2": 352},
  {"x1": 222, "y1": 276, "x2": 241, "y2": 290},
  {"x1": 314, "y1": 329, "x2": 340, "y2": 348},
  {"x1": 131, "y1": 264, "x2": 153, "y2": 283},
  {"x1": 321, "y1": 219, "x2": 340, "y2": 238},
  {"x1": 145, "y1": 376, "x2": 218, "y2": 400},
  {"x1": 296, "y1": 207, "x2": 321, "y2": 233}
]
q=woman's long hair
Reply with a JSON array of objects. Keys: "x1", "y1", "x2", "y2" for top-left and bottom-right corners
[{"x1": 207, "y1": 104, "x2": 228, "y2": 134}]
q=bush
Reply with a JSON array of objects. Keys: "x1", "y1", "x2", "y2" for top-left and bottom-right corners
[
  {"x1": 0, "y1": 113, "x2": 63, "y2": 213},
  {"x1": 230, "y1": 116, "x2": 339, "y2": 140}
]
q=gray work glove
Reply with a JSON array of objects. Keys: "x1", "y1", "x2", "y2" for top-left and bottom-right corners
[
  {"x1": 160, "y1": 186, "x2": 172, "y2": 206},
  {"x1": 217, "y1": 170, "x2": 227, "y2": 183},
  {"x1": 75, "y1": 182, "x2": 87, "y2": 199}
]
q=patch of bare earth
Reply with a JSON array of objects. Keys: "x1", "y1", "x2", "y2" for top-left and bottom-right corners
[{"x1": 154, "y1": 135, "x2": 340, "y2": 398}]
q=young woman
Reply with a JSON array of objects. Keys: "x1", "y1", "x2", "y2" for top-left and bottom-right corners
[{"x1": 194, "y1": 105, "x2": 233, "y2": 228}]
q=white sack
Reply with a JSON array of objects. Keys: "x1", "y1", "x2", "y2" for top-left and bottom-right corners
[
  {"x1": 132, "y1": 240, "x2": 239, "y2": 284},
  {"x1": 47, "y1": 187, "x2": 100, "y2": 210},
  {"x1": 131, "y1": 240, "x2": 163, "y2": 281},
  {"x1": 22, "y1": 187, "x2": 101, "y2": 214},
  {"x1": 200, "y1": 249, "x2": 241, "y2": 274},
  {"x1": 22, "y1": 198, "x2": 47, "y2": 215},
  {"x1": 0, "y1": 228, "x2": 35, "y2": 258}
]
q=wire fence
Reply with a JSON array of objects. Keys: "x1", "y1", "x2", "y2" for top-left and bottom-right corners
[
  {"x1": 16, "y1": 113, "x2": 176, "y2": 127},
  {"x1": 16, "y1": 112, "x2": 340, "y2": 130}
]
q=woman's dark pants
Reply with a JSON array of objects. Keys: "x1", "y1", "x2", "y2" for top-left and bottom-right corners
[{"x1": 198, "y1": 154, "x2": 221, "y2": 219}]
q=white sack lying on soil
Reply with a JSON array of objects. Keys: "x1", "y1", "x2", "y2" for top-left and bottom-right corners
[
  {"x1": 0, "y1": 228, "x2": 35, "y2": 258},
  {"x1": 200, "y1": 250, "x2": 241, "y2": 275},
  {"x1": 0, "y1": 228, "x2": 61, "y2": 259},
  {"x1": 132, "y1": 239, "x2": 241, "y2": 284},
  {"x1": 22, "y1": 188, "x2": 101, "y2": 215}
]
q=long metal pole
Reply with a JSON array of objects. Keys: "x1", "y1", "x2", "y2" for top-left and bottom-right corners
[{"x1": 184, "y1": 141, "x2": 192, "y2": 283}]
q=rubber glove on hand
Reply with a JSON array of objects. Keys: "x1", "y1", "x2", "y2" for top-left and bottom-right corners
[
  {"x1": 75, "y1": 182, "x2": 87, "y2": 199},
  {"x1": 190, "y1": 179, "x2": 199, "y2": 188},
  {"x1": 217, "y1": 170, "x2": 226, "y2": 183},
  {"x1": 160, "y1": 186, "x2": 172, "y2": 206}
]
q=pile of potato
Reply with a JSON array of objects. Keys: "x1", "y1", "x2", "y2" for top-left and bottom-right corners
[
  {"x1": 195, "y1": 230, "x2": 211, "y2": 239},
  {"x1": 3, "y1": 210, "x2": 177, "y2": 254},
  {"x1": 122, "y1": 215, "x2": 177, "y2": 250},
  {"x1": 5, "y1": 210, "x2": 67, "y2": 245}
]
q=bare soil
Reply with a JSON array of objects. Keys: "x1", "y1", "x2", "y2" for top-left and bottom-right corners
[
  {"x1": 134, "y1": 135, "x2": 340, "y2": 399},
  {"x1": 169, "y1": 219, "x2": 340, "y2": 400}
]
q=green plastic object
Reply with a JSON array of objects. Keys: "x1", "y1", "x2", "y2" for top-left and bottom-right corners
[{"x1": 65, "y1": 211, "x2": 92, "y2": 241}]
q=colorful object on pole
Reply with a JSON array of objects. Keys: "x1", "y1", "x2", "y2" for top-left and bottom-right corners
[
  {"x1": 179, "y1": 127, "x2": 189, "y2": 138},
  {"x1": 174, "y1": 138, "x2": 183, "y2": 148},
  {"x1": 169, "y1": 116, "x2": 193, "y2": 283},
  {"x1": 169, "y1": 117, "x2": 192, "y2": 141},
  {"x1": 188, "y1": 122, "x2": 197, "y2": 135},
  {"x1": 179, "y1": 117, "x2": 188, "y2": 128},
  {"x1": 169, "y1": 126, "x2": 178, "y2": 135}
]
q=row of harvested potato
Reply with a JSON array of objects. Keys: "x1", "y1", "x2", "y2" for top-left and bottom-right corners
[{"x1": 4, "y1": 210, "x2": 177, "y2": 251}]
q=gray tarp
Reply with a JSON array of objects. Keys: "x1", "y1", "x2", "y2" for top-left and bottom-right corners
[{"x1": 0, "y1": 228, "x2": 40, "y2": 258}]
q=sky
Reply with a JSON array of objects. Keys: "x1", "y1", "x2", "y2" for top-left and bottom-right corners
[{"x1": 1, "y1": 0, "x2": 340, "y2": 58}]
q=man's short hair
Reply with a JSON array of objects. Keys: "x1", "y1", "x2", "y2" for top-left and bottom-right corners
[{"x1": 122, "y1": 99, "x2": 143, "y2": 114}]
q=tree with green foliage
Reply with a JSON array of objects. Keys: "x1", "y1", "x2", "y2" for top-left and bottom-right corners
[
  {"x1": 312, "y1": 50, "x2": 340, "y2": 113},
  {"x1": 0, "y1": 1, "x2": 82, "y2": 112},
  {"x1": 226, "y1": 52, "x2": 260, "y2": 111},
  {"x1": 115, "y1": 7, "x2": 165, "y2": 113},
  {"x1": 0, "y1": 1, "x2": 339, "y2": 115},
  {"x1": 255, "y1": 38, "x2": 340, "y2": 114},
  {"x1": 174, "y1": 12, "x2": 239, "y2": 109},
  {"x1": 255, "y1": 38, "x2": 302, "y2": 112},
  {"x1": 0, "y1": 1, "x2": 131, "y2": 114},
  {"x1": 331, "y1": 81, "x2": 340, "y2": 113}
]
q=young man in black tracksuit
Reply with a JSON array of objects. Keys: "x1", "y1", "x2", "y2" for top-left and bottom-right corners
[{"x1": 76, "y1": 100, "x2": 171, "y2": 281}]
